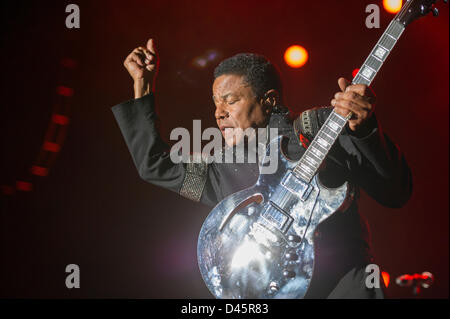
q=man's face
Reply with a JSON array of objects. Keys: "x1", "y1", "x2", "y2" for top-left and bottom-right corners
[{"x1": 212, "y1": 74, "x2": 268, "y2": 147}]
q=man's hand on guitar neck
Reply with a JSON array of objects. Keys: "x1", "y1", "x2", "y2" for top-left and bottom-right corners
[
  {"x1": 123, "y1": 38, "x2": 159, "y2": 99},
  {"x1": 331, "y1": 77, "x2": 376, "y2": 137}
]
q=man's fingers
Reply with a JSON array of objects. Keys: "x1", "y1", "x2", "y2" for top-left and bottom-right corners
[
  {"x1": 129, "y1": 52, "x2": 145, "y2": 67},
  {"x1": 134, "y1": 47, "x2": 154, "y2": 61},
  {"x1": 334, "y1": 91, "x2": 371, "y2": 108},
  {"x1": 331, "y1": 97, "x2": 371, "y2": 114},
  {"x1": 338, "y1": 77, "x2": 351, "y2": 92},
  {"x1": 133, "y1": 48, "x2": 157, "y2": 65},
  {"x1": 333, "y1": 104, "x2": 353, "y2": 119},
  {"x1": 333, "y1": 77, "x2": 376, "y2": 132},
  {"x1": 333, "y1": 103, "x2": 363, "y2": 123},
  {"x1": 146, "y1": 64, "x2": 157, "y2": 72},
  {"x1": 146, "y1": 38, "x2": 156, "y2": 55}
]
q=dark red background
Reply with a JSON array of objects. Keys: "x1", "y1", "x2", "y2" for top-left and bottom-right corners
[{"x1": 0, "y1": 0, "x2": 448, "y2": 298}]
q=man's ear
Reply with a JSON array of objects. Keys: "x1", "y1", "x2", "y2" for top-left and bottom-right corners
[{"x1": 262, "y1": 89, "x2": 280, "y2": 114}]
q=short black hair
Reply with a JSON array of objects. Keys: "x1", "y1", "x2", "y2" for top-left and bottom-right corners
[{"x1": 214, "y1": 53, "x2": 283, "y2": 101}]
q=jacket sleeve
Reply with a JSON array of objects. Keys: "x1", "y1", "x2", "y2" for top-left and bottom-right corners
[
  {"x1": 298, "y1": 107, "x2": 413, "y2": 208},
  {"x1": 111, "y1": 93, "x2": 219, "y2": 206}
]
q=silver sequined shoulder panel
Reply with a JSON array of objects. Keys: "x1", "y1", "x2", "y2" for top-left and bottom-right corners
[{"x1": 179, "y1": 154, "x2": 208, "y2": 202}]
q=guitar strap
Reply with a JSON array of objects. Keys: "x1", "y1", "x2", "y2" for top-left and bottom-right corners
[
  {"x1": 293, "y1": 107, "x2": 333, "y2": 149},
  {"x1": 293, "y1": 109, "x2": 314, "y2": 149}
]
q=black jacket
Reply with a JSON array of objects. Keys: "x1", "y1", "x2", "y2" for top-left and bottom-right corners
[{"x1": 111, "y1": 93, "x2": 412, "y2": 295}]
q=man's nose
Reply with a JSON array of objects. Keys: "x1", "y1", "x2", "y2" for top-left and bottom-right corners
[{"x1": 215, "y1": 103, "x2": 229, "y2": 119}]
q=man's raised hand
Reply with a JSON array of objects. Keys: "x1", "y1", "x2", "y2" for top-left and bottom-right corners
[{"x1": 124, "y1": 38, "x2": 159, "y2": 98}]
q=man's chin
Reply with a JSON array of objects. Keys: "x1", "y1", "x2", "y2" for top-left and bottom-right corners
[
  {"x1": 223, "y1": 134, "x2": 243, "y2": 147},
  {"x1": 224, "y1": 137, "x2": 240, "y2": 147},
  {"x1": 223, "y1": 129, "x2": 256, "y2": 148}
]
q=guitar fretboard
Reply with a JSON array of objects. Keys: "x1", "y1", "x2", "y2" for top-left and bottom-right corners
[
  {"x1": 353, "y1": 20, "x2": 405, "y2": 86},
  {"x1": 293, "y1": 18, "x2": 406, "y2": 183}
]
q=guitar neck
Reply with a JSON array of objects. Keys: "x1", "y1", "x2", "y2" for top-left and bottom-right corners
[{"x1": 293, "y1": 11, "x2": 408, "y2": 183}]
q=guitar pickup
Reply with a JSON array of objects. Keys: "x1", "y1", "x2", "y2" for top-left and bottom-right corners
[
  {"x1": 260, "y1": 202, "x2": 293, "y2": 234},
  {"x1": 281, "y1": 172, "x2": 313, "y2": 201}
]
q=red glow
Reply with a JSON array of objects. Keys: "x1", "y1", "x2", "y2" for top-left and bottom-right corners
[
  {"x1": 57, "y1": 86, "x2": 74, "y2": 97},
  {"x1": 381, "y1": 271, "x2": 390, "y2": 287},
  {"x1": 16, "y1": 181, "x2": 33, "y2": 191},
  {"x1": 52, "y1": 114, "x2": 70, "y2": 125},
  {"x1": 299, "y1": 133, "x2": 310, "y2": 149},
  {"x1": 284, "y1": 45, "x2": 308, "y2": 68},
  {"x1": 383, "y1": 0, "x2": 402, "y2": 14},
  {"x1": 31, "y1": 166, "x2": 49, "y2": 177},
  {"x1": 60, "y1": 58, "x2": 77, "y2": 69},
  {"x1": 43, "y1": 141, "x2": 61, "y2": 152},
  {"x1": 1, "y1": 185, "x2": 15, "y2": 195},
  {"x1": 352, "y1": 68, "x2": 360, "y2": 78}
]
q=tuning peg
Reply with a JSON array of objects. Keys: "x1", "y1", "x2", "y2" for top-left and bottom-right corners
[
  {"x1": 432, "y1": 7, "x2": 439, "y2": 16},
  {"x1": 420, "y1": 4, "x2": 427, "y2": 15}
]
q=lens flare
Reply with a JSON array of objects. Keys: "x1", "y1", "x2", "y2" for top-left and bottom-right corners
[
  {"x1": 231, "y1": 240, "x2": 264, "y2": 269},
  {"x1": 284, "y1": 45, "x2": 308, "y2": 68},
  {"x1": 383, "y1": 0, "x2": 402, "y2": 14}
]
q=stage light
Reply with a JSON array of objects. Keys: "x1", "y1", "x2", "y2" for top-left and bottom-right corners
[
  {"x1": 52, "y1": 114, "x2": 70, "y2": 125},
  {"x1": 31, "y1": 165, "x2": 49, "y2": 177},
  {"x1": 16, "y1": 181, "x2": 33, "y2": 192},
  {"x1": 382, "y1": 271, "x2": 390, "y2": 288},
  {"x1": 43, "y1": 142, "x2": 61, "y2": 153},
  {"x1": 284, "y1": 45, "x2": 308, "y2": 68},
  {"x1": 57, "y1": 86, "x2": 74, "y2": 97},
  {"x1": 192, "y1": 49, "x2": 222, "y2": 68},
  {"x1": 383, "y1": 0, "x2": 402, "y2": 14}
]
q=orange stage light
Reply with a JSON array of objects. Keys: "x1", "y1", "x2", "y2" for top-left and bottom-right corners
[
  {"x1": 381, "y1": 271, "x2": 390, "y2": 288},
  {"x1": 284, "y1": 45, "x2": 308, "y2": 68},
  {"x1": 383, "y1": 0, "x2": 403, "y2": 14}
]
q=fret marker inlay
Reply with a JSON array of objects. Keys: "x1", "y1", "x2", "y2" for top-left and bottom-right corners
[
  {"x1": 328, "y1": 120, "x2": 339, "y2": 132},
  {"x1": 374, "y1": 47, "x2": 387, "y2": 59},
  {"x1": 361, "y1": 66, "x2": 374, "y2": 79}
]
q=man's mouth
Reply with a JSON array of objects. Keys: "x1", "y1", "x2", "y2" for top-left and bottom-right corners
[{"x1": 219, "y1": 125, "x2": 234, "y2": 132}]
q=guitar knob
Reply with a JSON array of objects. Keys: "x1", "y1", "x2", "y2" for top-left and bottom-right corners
[
  {"x1": 285, "y1": 252, "x2": 299, "y2": 261},
  {"x1": 269, "y1": 281, "x2": 279, "y2": 292},
  {"x1": 287, "y1": 234, "x2": 302, "y2": 243},
  {"x1": 283, "y1": 270, "x2": 296, "y2": 278}
]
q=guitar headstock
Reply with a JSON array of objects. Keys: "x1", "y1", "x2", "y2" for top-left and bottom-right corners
[{"x1": 397, "y1": 0, "x2": 447, "y2": 26}]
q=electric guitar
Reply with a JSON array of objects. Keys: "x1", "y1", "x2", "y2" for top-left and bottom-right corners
[{"x1": 197, "y1": 0, "x2": 446, "y2": 299}]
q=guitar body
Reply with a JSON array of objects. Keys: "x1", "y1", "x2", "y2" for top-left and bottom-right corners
[{"x1": 197, "y1": 136, "x2": 354, "y2": 298}]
